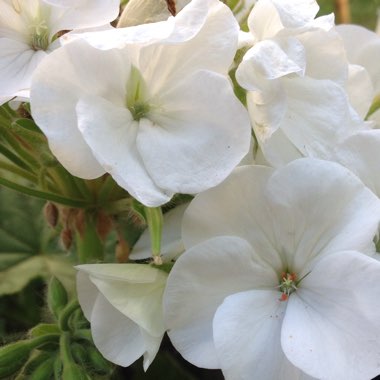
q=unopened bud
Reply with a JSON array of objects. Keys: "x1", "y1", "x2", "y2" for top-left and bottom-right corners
[
  {"x1": 0, "y1": 340, "x2": 32, "y2": 378},
  {"x1": 29, "y1": 355, "x2": 55, "y2": 380},
  {"x1": 86, "y1": 346, "x2": 113, "y2": 375},
  {"x1": 60, "y1": 228, "x2": 73, "y2": 250},
  {"x1": 96, "y1": 211, "x2": 113, "y2": 241},
  {"x1": 62, "y1": 363, "x2": 91, "y2": 380},
  {"x1": 115, "y1": 239, "x2": 130, "y2": 263},
  {"x1": 71, "y1": 343, "x2": 88, "y2": 366},
  {"x1": 47, "y1": 277, "x2": 68, "y2": 319},
  {"x1": 44, "y1": 202, "x2": 59, "y2": 228}
]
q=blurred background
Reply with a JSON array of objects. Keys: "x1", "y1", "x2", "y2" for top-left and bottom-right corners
[{"x1": 319, "y1": 0, "x2": 380, "y2": 30}]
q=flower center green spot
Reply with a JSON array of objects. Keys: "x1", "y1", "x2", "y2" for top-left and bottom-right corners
[{"x1": 126, "y1": 66, "x2": 150, "y2": 121}]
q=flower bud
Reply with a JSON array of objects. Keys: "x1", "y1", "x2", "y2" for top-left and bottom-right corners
[
  {"x1": 29, "y1": 355, "x2": 55, "y2": 380},
  {"x1": 20, "y1": 351, "x2": 51, "y2": 376},
  {"x1": 47, "y1": 277, "x2": 68, "y2": 319},
  {"x1": 62, "y1": 363, "x2": 91, "y2": 380},
  {"x1": 71, "y1": 343, "x2": 88, "y2": 365},
  {"x1": 44, "y1": 202, "x2": 59, "y2": 228},
  {"x1": 0, "y1": 340, "x2": 32, "y2": 378},
  {"x1": 86, "y1": 346, "x2": 113, "y2": 375},
  {"x1": 60, "y1": 228, "x2": 73, "y2": 251}
]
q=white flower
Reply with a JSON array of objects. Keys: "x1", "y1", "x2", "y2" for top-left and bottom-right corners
[
  {"x1": 163, "y1": 159, "x2": 380, "y2": 380},
  {"x1": 30, "y1": 0, "x2": 251, "y2": 207},
  {"x1": 235, "y1": 0, "x2": 363, "y2": 167},
  {"x1": 76, "y1": 264, "x2": 167, "y2": 370},
  {"x1": 0, "y1": 0, "x2": 119, "y2": 103}
]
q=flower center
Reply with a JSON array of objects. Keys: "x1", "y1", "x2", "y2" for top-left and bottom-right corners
[
  {"x1": 29, "y1": 19, "x2": 50, "y2": 51},
  {"x1": 126, "y1": 66, "x2": 150, "y2": 121},
  {"x1": 12, "y1": 0, "x2": 51, "y2": 51},
  {"x1": 278, "y1": 272, "x2": 298, "y2": 301}
]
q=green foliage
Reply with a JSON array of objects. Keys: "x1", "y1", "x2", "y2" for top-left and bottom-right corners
[{"x1": 318, "y1": 0, "x2": 380, "y2": 30}]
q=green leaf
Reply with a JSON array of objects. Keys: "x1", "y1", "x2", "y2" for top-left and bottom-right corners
[
  {"x1": 0, "y1": 186, "x2": 75, "y2": 295},
  {"x1": 0, "y1": 255, "x2": 75, "y2": 296}
]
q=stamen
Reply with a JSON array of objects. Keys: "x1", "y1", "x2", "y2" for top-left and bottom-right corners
[
  {"x1": 278, "y1": 272, "x2": 298, "y2": 301},
  {"x1": 30, "y1": 20, "x2": 50, "y2": 51}
]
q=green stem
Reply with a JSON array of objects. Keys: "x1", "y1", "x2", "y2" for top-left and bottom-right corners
[
  {"x1": 144, "y1": 206, "x2": 163, "y2": 264},
  {"x1": 48, "y1": 166, "x2": 82, "y2": 198},
  {"x1": 59, "y1": 300, "x2": 80, "y2": 332},
  {"x1": 0, "y1": 128, "x2": 40, "y2": 170},
  {"x1": 0, "y1": 161, "x2": 37, "y2": 182},
  {"x1": 59, "y1": 332, "x2": 74, "y2": 364},
  {"x1": 0, "y1": 143, "x2": 33, "y2": 171},
  {"x1": 97, "y1": 175, "x2": 118, "y2": 204},
  {"x1": 75, "y1": 213, "x2": 105, "y2": 263},
  {"x1": 0, "y1": 176, "x2": 91, "y2": 208}
]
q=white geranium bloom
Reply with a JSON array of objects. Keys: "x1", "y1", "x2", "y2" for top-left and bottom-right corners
[
  {"x1": 0, "y1": 0, "x2": 119, "y2": 103},
  {"x1": 31, "y1": 0, "x2": 251, "y2": 207},
  {"x1": 164, "y1": 159, "x2": 380, "y2": 380},
  {"x1": 76, "y1": 264, "x2": 167, "y2": 370},
  {"x1": 235, "y1": 0, "x2": 363, "y2": 167}
]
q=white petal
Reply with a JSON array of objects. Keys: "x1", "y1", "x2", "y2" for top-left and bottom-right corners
[
  {"x1": 182, "y1": 166, "x2": 285, "y2": 272},
  {"x1": 0, "y1": 38, "x2": 46, "y2": 97},
  {"x1": 237, "y1": 38, "x2": 305, "y2": 86},
  {"x1": 137, "y1": 70, "x2": 251, "y2": 194},
  {"x1": 282, "y1": 251, "x2": 380, "y2": 380},
  {"x1": 76, "y1": 271, "x2": 98, "y2": 320},
  {"x1": 48, "y1": 0, "x2": 120, "y2": 36},
  {"x1": 130, "y1": 203, "x2": 188, "y2": 261},
  {"x1": 269, "y1": 0, "x2": 319, "y2": 29},
  {"x1": 266, "y1": 158, "x2": 380, "y2": 275},
  {"x1": 248, "y1": 0, "x2": 319, "y2": 40},
  {"x1": 140, "y1": 329, "x2": 163, "y2": 371},
  {"x1": 164, "y1": 236, "x2": 277, "y2": 369},
  {"x1": 90, "y1": 293, "x2": 161, "y2": 367},
  {"x1": 337, "y1": 24, "x2": 380, "y2": 93},
  {"x1": 345, "y1": 64, "x2": 374, "y2": 118},
  {"x1": 77, "y1": 95, "x2": 173, "y2": 207},
  {"x1": 137, "y1": 0, "x2": 239, "y2": 92},
  {"x1": 214, "y1": 290, "x2": 314, "y2": 380},
  {"x1": 76, "y1": 264, "x2": 167, "y2": 337},
  {"x1": 247, "y1": 0, "x2": 284, "y2": 40},
  {"x1": 30, "y1": 39, "x2": 128, "y2": 179},
  {"x1": 334, "y1": 130, "x2": 380, "y2": 196},
  {"x1": 298, "y1": 28, "x2": 348, "y2": 85},
  {"x1": 255, "y1": 76, "x2": 363, "y2": 166}
]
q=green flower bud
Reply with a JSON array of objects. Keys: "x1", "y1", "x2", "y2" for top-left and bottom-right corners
[
  {"x1": 53, "y1": 355, "x2": 63, "y2": 379},
  {"x1": 71, "y1": 343, "x2": 88, "y2": 366},
  {"x1": 62, "y1": 363, "x2": 91, "y2": 380},
  {"x1": 86, "y1": 346, "x2": 113, "y2": 375},
  {"x1": 29, "y1": 356, "x2": 55, "y2": 380},
  {"x1": 0, "y1": 340, "x2": 32, "y2": 379},
  {"x1": 21, "y1": 351, "x2": 52, "y2": 376},
  {"x1": 47, "y1": 277, "x2": 68, "y2": 319}
]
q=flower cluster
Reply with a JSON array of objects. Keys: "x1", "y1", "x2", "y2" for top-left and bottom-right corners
[{"x1": 1, "y1": 0, "x2": 380, "y2": 379}]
